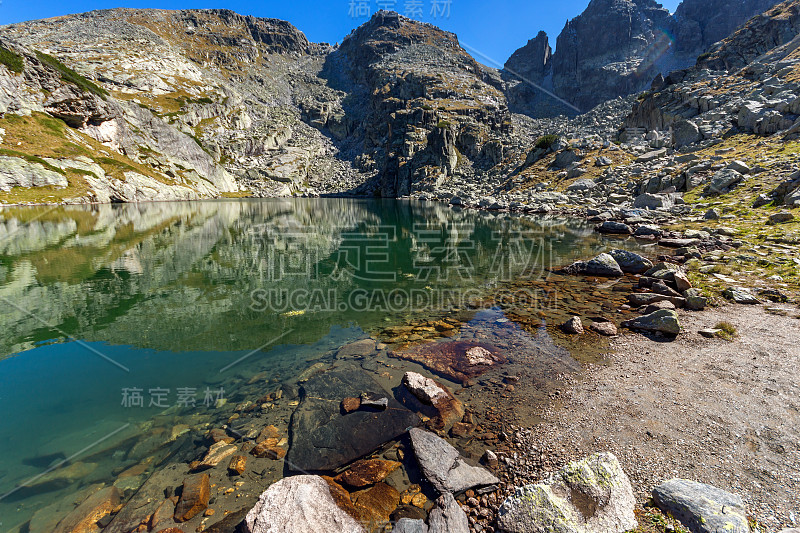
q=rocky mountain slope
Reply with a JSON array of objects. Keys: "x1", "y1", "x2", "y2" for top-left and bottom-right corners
[
  {"x1": 0, "y1": 0, "x2": 797, "y2": 206},
  {"x1": 505, "y1": 0, "x2": 783, "y2": 114}
]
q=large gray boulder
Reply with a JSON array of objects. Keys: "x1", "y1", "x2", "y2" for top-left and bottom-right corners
[
  {"x1": 584, "y1": 253, "x2": 624, "y2": 277},
  {"x1": 634, "y1": 193, "x2": 674, "y2": 210},
  {"x1": 496, "y1": 452, "x2": 637, "y2": 533},
  {"x1": 652, "y1": 479, "x2": 749, "y2": 533},
  {"x1": 409, "y1": 428, "x2": 499, "y2": 494},
  {"x1": 622, "y1": 309, "x2": 681, "y2": 335},
  {"x1": 723, "y1": 288, "x2": 761, "y2": 305},
  {"x1": 673, "y1": 119, "x2": 702, "y2": 147},
  {"x1": 707, "y1": 169, "x2": 743, "y2": 195},
  {"x1": 0, "y1": 155, "x2": 69, "y2": 191},
  {"x1": 428, "y1": 493, "x2": 469, "y2": 533},
  {"x1": 244, "y1": 475, "x2": 365, "y2": 533},
  {"x1": 609, "y1": 249, "x2": 653, "y2": 274}
]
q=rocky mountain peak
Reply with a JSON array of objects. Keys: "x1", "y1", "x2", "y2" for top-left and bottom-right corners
[
  {"x1": 506, "y1": 0, "x2": 784, "y2": 114},
  {"x1": 504, "y1": 31, "x2": 551, "y2": 84}
]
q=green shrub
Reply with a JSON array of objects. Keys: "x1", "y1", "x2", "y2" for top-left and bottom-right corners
[
  {"x1": 0, "y1": 44, "x2": 24, "y2": 74},
  {"x1": 714, "y1": 321, "x2": 737, "y2": 341},
  {"x1": 534, "y1": 134, "x2": 559, "y2": 151},
  {"x1": 34, "y1": 51, "x2": 108, "y2": 99},
  {"x1": 436, "y1": 120, "x2": 452, "y2": 129}
]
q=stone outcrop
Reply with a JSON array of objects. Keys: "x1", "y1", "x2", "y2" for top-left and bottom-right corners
[{"x1": 496, "y1": 452, "x2": 637, "y2": 533}]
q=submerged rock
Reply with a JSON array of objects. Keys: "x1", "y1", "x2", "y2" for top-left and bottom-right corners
[
  {"x1": 174, "y1": 473, "x2": 210, "y2": 522},
  {"x1": 244, "y1": 475, "x2": 364, "y2": 533},
  {"x1": 652, "y1": 479, "x2": 749, "y2": 533},
  {"x1": 409, "y1": 428, "x2": 499, "y2": 494},
  {"x1": 564, "y1": 253, "x2": 623, "y2": 278},
  {"x1": 53, "y1": 486, "x2": 120, "y2": 533},
  {"x1": 496, "y1": 452, "x2": 636, "y2": 533},
  {"x1": 335, "y1": 458, "x2": 401, "y2": 488},
  {"x1": 395, "y1": 518, "x2": 428, "y2": 533},
  {"x1": 622, "y1": 309, "x2": 681, "y2": 336},
  {"x1": 287, "y1": 367, "x2": 419, "y2": 471},
  {"x1": 390, "y1": 341, "x2": 506, "y2": 385}
]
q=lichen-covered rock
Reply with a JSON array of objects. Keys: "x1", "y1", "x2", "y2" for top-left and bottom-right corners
[
  {"x1": 622, "y1": 309, "x2": 681, "y2": 335},
  {"x1": 652, "y1": 479, "x2": 750, "y2": 533},
  {"x1": 496, "y1": 452, "x2": 637, "y2": 533}
]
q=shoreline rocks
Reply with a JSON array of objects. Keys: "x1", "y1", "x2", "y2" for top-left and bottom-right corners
[
  {"x1": 496, "y1": 452, "x2": 637, "y2": 533},
  {"x1": 652, "y1": 479, "x2": 750, "y2": 533}
]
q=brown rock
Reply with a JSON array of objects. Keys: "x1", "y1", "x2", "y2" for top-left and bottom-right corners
[
  {"x1": 148, "y1": 499, "x2": 176, "y2": 531},
  {"x1": 390, "y1": 341, "x2": 505, "y2": 384},
  {"x1": 341, "y1": 397, "x2": 361, "y2": 413},
  {"x1": 351, "y1": 482, "x2": 401, "y2": 527},
  {"x1": 450, "y1": 422, "x2": 475, "y2": 438},
  {"x1": 208, "y1": 428, "x2": 234, "y2": 444},
  {"x1": 321, "y1": 476, "x2": 362, "y2": 521},
  {"x1": 53, "y1": 486, "x2": 120, "y2": 533},
  {"x1": 674, "y1": 271, "x2": 692, "y2": 292},
  {"x1": 194, "y1": 441, "x2": 238, "y2": 471},
  {"x1": 251, "y1": 442, "x2": 287, "y2": 460},
  {"x1": 561, "y1": 316, "x2": 584, "y2": 334},
  {"x1": 174, "y1": 474, "x2": 210, "y2": 522},
  {"x1": 228, "y1": 454, "x2": 247, "y2": 475},
  {"x1": 334, "y1": 458, "x2": 401, "y2": 488},
  {"x1": 256, "y1": 425, "x2": 280, "y2": 443}
]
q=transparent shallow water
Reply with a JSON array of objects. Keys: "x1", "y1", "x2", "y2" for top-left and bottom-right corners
[{"x1": 0, "y1": 198, "x2": 649, "y2": 531}]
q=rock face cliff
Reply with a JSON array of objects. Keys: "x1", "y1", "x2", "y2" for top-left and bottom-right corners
[
  {"x1": 0, "y1": 9, "x2": 533, "y2": 202},
  {"x1": 505, "y1": 0, "x2": 784, "y2": 114}
]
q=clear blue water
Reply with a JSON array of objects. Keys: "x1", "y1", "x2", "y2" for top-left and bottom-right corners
[{"x1": 0, "y1": 198, "x2": 632, "y2": 531}]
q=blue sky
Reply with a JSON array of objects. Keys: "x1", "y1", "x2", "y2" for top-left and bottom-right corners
[{"x1": 0, "y1": 0, "x2": 681, "y2": 65}]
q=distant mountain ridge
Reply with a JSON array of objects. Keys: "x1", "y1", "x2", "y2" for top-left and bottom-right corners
[{"x1": 504, "y1": 0, "x2": 782, "y2": 114}]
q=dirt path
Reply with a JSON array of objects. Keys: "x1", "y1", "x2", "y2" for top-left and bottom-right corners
[{"x1": 509, "y1": 305, "x2": 800, "y2": 531}]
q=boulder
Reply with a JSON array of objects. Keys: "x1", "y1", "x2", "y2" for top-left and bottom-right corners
[
  {"x1": 428, "y1": 492, "x2": 469, "y2": 533},
  {"x1": 726, "y1": 160, "x2": 750, "y2": 174},
  {"x1": 554, "y1": 150, "x2": 581, "y2": 169},
  {"x1": 561, "y1": 316, "x2": 584, "y2": 335},
  {"x1": 567, "y1": 177, "x2": 595, "y2": 191},
  {"x1": 409, "y1": 428, "x2": 499, "y2": 494},
  {"x1": 496, "y1": 452, "x2": 637, "y2": 533},
  {"x1": 634, "y1": 193, "x2": 674, "y2": 210},
  {"x1": 628, "y1": 293, "x2": 685, "y2": 308},
  {"x1": 723, "y1": 288, "x2": 761, "y2": 305},
  {"x1": 634, "y1": 225, "x2": 663, "y2": 238},
  {"x1": 768, "y1": 211, "x2": 795, "y2": 225},
  {"x1": 652, "y1": 479, "x2": 749, "y2": 533},
  {"x1": 707, "y1": 169, "x2": 743, "y2": 195},
  {"x1": 622, "y1": 309, "x2": 681, "y2": 335},
  {"x1": 402, "y1": 372, "x2": 464, "y2": 432},
  {"x1": 609, "y1": 249, "x2": 653, "y2": 274},
  {"x1": 673, "y1": 119, "x2": 702, "y2": 148},
  {"x1": 244, "y1": 476, "x2": 364, "y2": 533},
  {"x1": 597, "y1": 221, "x2": 633, "y2": 235},
  {"x1": 287, "y1": 368, "x2": 419, "y2": 471},
  {"x1": 683, "y1": 289, "x2": 708, "y2": 311},
  {"x1": 584, "y1": 253, "x2": 623, "y2": 277}
]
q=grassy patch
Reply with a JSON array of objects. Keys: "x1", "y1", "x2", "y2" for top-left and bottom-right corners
[
  {"x1": 0, "y1": 44, "x2": 24, "y2": 74},
  {"x1": 34, "y1": 51, "x2": 108, "y2": 99},
  {"x1": 714, "y1": 321, "x2": 738, "y2": 341}
]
